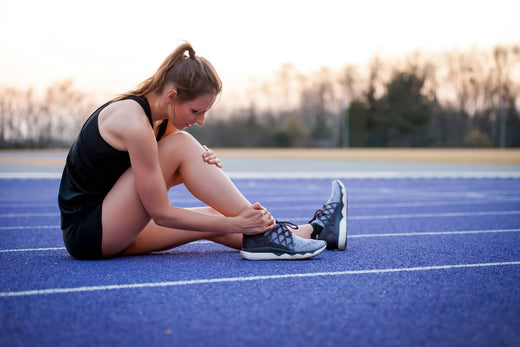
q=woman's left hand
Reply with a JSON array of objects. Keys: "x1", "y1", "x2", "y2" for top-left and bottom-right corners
[{"x1": 202, "y1": 145, "x2": 223, "y2": 168}]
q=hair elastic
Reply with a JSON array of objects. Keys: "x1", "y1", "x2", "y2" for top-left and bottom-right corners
[{"x1": 188, "y1": 49, "x2": 196, "y2": 58}]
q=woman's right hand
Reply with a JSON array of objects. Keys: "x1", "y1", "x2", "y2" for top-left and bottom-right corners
[{"x1": 235, "y1": 202, "x2": 276, "y2": 235}]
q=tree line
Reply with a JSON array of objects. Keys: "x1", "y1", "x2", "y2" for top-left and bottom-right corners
[
  {"x1": 0, "y1": 80, "x2": 97, "y2": 148},
  {"x1": 1, "y1": 45, "x2": 519, "y2": 148}
]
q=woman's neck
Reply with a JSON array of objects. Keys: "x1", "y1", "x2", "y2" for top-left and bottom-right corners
[{"x1": 145, "y1": 92, "x2": 169, "y2": 123}]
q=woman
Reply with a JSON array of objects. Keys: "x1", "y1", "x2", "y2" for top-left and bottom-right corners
[{"x1": 58, "y1": 42, "x2": 347, "y2": 261}]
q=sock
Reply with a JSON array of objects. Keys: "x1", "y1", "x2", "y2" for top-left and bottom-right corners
[{"x1": 310, "y1": 222, "x2": 323, "y2": 239}]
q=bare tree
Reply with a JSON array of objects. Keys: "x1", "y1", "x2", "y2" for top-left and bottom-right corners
[{"x1": 0, "y1": 80, "x2": 96, "y2": 147}]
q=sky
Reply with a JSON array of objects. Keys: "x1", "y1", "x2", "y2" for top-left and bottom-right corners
[{"x1": 1, "y1": 0, "x2": 519, "y2": 97}]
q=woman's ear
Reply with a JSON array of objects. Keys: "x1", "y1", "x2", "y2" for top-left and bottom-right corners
[{"x1": 165, "y1": 86, "x2": 178, "y2": 103}]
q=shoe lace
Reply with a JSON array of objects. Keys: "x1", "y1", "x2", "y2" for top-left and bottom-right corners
[
  {"x1": 308, "y1": 203, "x2": 337, "y2": 227},
  {"x1": 267, "y1": 220, "x2": 298, "y2": 248},
  {"x1": 308, "y1": 206, "x2": 325, "y2": 223}
]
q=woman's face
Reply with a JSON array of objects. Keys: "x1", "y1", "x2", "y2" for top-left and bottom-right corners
[{"x1": 169, "y1": 93, "x2": 217, "y2": 130}]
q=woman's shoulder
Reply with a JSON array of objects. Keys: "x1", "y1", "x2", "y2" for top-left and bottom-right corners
[
  {"x1": 98, "y1": 98, "x2": 153, "y2": 149},
  {"x1": 101, "y1": 99, "x2": 149, "y2": 126},
  {"x1": 110, "y1": 98, "x2": 147, "y2": 115}
]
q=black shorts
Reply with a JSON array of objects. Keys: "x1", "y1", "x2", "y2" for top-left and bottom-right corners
[{"x1": 62, "y1": 205, "x2": 104, "y2": 260}]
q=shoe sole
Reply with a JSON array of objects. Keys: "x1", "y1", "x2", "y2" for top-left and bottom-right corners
[
  {"x1": 240, "y1": 243, "x2": 327, "y2": 260},
  {"x1": 336, "y1": 180, "x2": 348, "y2": 251}
]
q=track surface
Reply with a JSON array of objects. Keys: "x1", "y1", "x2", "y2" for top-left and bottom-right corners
[{"x1": 1, "y1": 177, "x2": 520, "y2": 346}]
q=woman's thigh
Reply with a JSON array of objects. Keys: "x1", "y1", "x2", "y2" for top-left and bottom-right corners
[{"x1": 101, "y1": 168, "x2": 152, "y2": 257}]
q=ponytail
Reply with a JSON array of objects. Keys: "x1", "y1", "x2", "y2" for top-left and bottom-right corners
[{"x1": 115, "y1": 42, "x2": 222, "y2": 102}]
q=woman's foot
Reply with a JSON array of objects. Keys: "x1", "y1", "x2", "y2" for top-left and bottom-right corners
[
  {"x1": 309, "y1": 180, "x2": 348, "y2": 250},
  {"x1": 241, "y1": 221, "x2": 326, "y2": 260}
]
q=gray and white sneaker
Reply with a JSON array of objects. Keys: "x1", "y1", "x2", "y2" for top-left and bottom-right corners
[
  {"x1": 309, "y1": 180, "x2": 348, "y2": 250},
  {"x1": 241, "y1": 221, "x2": 327, "y2": 260}
]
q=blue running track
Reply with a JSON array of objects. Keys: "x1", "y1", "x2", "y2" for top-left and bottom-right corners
[{"x1": 1, "y1": 177, "x2": 519, "y2": 346}]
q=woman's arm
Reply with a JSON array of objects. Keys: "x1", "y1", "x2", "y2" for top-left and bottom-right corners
[{"x1": 107, "y1": 102, "x2": 271, "y2": 235}]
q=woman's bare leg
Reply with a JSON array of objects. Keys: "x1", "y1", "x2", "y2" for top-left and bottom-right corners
[
  {"x1": 102, "y1": 131, "x2": 250, "y2": 257},
  {"x1": 123, "y1": 207, "x2": 242, "y2": 255},
  {"x1": 123, "y1": 206, "x2": 313, "y2": 255},
  {"x1": 101, "y1": 131, "x2": 313, "y2": 257}
]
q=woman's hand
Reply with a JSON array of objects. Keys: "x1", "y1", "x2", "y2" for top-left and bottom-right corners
[
  {"x1": 235, "y1": 202, "x2": 276, "y2": 235},
  {"x1": 202, "y1": 145, "x2": 223, "y2": 168}
]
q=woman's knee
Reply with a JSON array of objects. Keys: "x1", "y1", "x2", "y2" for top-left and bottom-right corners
[
  {"x1": 160, "y1": 131, "x2": 202, "y2": 154},
  {"x1": 157, "y1": 131, "x2": 204, "y2": 183}
]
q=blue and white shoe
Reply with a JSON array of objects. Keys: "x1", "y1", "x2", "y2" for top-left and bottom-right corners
[
  {"x1": 241, "y1": 221, "x2": 327, "y2": 260},
  {"x1": 309, "y1": 180, "x2": 348, "y2": 250}
]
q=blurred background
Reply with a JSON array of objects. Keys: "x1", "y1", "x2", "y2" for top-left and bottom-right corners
[{"x1": 1, "y1": 0, "x2": 519, "y2": 149}]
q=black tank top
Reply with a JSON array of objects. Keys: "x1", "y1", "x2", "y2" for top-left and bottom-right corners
[{"x1": 58, "y1": 95, "x2": 163, "y2": 229}]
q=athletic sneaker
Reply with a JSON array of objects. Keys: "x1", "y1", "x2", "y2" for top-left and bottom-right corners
[
  {"x1": 241, "y1": 221, "x2": 327, "y2": 260},
  {"x1": 309, "y1": 180, "x2": 348, "y2": 250}
]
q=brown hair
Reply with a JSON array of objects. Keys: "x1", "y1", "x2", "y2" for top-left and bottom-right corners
[{"x1": 115, "y1": 42, "x2": 222, "y2": 102}]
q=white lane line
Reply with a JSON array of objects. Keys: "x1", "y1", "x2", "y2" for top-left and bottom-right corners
[
  {"x1": 350, "y1": 228, "x2": 520, "y2": 238},
  {"x1": 0, "y1": 173, "x2": 62, "y2": 179},
  {"x1": 0, "y1": 225, "x2": 59, "y2": 230},
  {"x1": 349, "y1": 210, "x2": 520, "y2": 220},
  {"x1": 0, "y1": 247, "x2": 66, "y2": 253},
  {"x1": 288, "y1": 210, "x2": 520, "y2": 223},
  {"x1": 0, "y1": 203, "x2": 59, "y2": 208},
  {"x1": 0, "y1": 243, "x2": 214, "y2": 253},
  {"x1": 1, "y1": 261, "x2": 519, "y2": 297},
  {"x1": 0, "y1": 241, "x2": 213, "y2": 253},
  {"x1": 351, "y1": 199, "x2": 520, "y2": 208},
  {"x1": 0, "y1": 213, "x2": 59, "y2": 217},
  {"x1": 267, "y1": 199, "x2": 520, "y2": 211}
]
